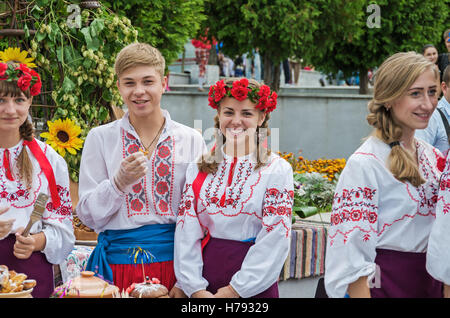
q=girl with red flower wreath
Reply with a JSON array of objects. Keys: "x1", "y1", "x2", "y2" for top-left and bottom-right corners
[
  {"x1": 174, "y1": 78, "x2": 293, "y2": 298},
  {"x1": 325, "y1": 52, "x2": 444, "y2": 298},
  {"x1": 0, "y1": 60, "x2": 74, "y2": 297}
]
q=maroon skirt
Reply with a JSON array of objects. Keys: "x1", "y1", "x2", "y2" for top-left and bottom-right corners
[
  {"x1": 0, "y1": 234, "x2": 54, "y2": 298},
  {"x1": 202, "y1": 236, "x2": 279, "y2": 298},
  {"x1": 370, "y1": 248, "x2": 442, "y2": 298}
]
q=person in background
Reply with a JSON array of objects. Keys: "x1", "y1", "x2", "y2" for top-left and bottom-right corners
[
  {"x1": 438, "y1": 29, "x2": 450, "y2": 82},
  {"x1": 325, "y1": 52, "x2": 442, "y2": 298},
  {"x1": 423, "y1": 44, "x2": 439, "y2": 66},
  {"x1": 192, "y1": 39, "x2": 211, "y2": 92}
]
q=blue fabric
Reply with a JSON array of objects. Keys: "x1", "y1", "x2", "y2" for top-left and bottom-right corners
[
  {"x1": 85, "y1": 223, "x2": 175, "y2": 283},
  {"x1": 241, "y1": 237, "x2": 256, "y2": 243}
]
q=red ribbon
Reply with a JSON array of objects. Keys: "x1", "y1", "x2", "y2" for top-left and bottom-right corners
[
  {"x1": 3, "y1": 149, "x2": 15, "y2": 181},
  {"x1": 23, "y1": 138, "x2": 61, "y2": 208},
  {"x1": 192, "y1": 170, "x2": 210, "y2": 251}
]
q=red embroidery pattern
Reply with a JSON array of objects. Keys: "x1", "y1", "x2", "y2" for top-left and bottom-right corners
[
  {"x1": 1, "y1": 145, "x2": 72, "y2": 223},
  {"x1": 329, "y1": 144, "x2": 441, "y2": 245},
  {"x1": 330, "y1": 187, "x2": 378, "y2": 227},
  {"x1": 122, "y1": 129, "x2": 149, "y2": 217},
  {"x1": 151, "y1": 136, "x2": 174, "y2": 216},
  {"x1": 122, "y1": 127, "x2": 176, "y2": 218},
  {"x1": 177, "y1": 183, "x2": 194, "y2": 227},
  {"x1": 177, "y1": 157, "x2": 293, "y2": 239},
  {"x1": 44, "y1": 184, "x2": 73, "y2": 222},
  {"x1": 262, "y1": 185, "x2": 293, "y2": 237}
]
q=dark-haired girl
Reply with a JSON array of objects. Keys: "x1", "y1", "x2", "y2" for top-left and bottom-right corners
[{"x1": 0, "y1": 61, "x2": 74, "y2": 297}]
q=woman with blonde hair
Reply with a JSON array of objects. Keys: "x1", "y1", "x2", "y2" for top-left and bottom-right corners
[
  {"x1": 324, "y1": 52, "x2": 443, "y2": 298},
  {"x1": 174, "y1": 78, "x2": 293, "y2": 298}
]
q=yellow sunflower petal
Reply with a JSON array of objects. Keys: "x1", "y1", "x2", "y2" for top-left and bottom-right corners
[
  {"x1": 40, "y1": 118, "x2": 84, "y2": 156},
  {"x1": 0, "y1": 47, "x2": 37, "y2": 68}
]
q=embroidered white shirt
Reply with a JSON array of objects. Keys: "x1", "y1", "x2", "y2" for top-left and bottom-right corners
[
  {"x1": 174, "y1": 150, "x2": 293, "y2": 298},
  {"x1": 427, "y1": 154, "x2": 450, "y2": 285},
  {"x1": 77, "y1": 110, "x2": 206, "y2": 232},
  {"x1": 325, "y1": 136, "x2": 442, "y2": 298},
  {"x1": 0, "y1": 139, "x2": 75, "y2": 264}
]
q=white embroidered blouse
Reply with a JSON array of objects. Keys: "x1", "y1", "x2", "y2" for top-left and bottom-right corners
[
  {"x1": 0, "y1": 139, "x2": 75, "y2": 264},
  {"x1": 174, "y1": 149, "x2": 294, "y2": 298},
  {"x1": 325, "y1": 136, "x2": 442, "y2": 298},
  {"x1": 76, "y1": 110, "x2": 206, "y2": 232},
  {"x1": 427, "y1": 155, "x2": 450, "y2": 285}
]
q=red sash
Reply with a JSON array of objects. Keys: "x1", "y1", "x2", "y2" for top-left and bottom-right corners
[
  {"x1": 23, "y1": 138, "x2": 61, "y2": 208},
  {"x1": 3, "y1": 149, "x2": 14, "y2": 181},
  {"x1": 192, "y1": 170, "x2": 210, "y2": 251}
]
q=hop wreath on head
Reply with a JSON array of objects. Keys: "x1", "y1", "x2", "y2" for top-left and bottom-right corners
[
  {"x1": 208, "y1": 78, "x2": 278, "y2": 113},
  {"x1": 0, "y1": 62, "x2": 42, "y2": 96}
]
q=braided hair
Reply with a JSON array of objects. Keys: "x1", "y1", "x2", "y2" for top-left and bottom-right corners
[{"x1": 366, "y1": 52, "x2": 439, "y2": 187}]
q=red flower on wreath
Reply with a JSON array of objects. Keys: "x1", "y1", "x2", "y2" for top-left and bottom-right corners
[
  {"x1": 207, "y1": 78, "x2": 277, "y2": 113},
  {"x1": 0, "y1": 63, "x2": 7, "y2": 77},
  {"x1": 17, "y1": 73, "x2": 32, "y2": 91},
  {"x1": 30, "y1": 81, "x2": 42, "y2": 96},
  {"x1": 0, "y1": 62, "x2": 42, "y2": 96},
  {"x1": 230, "y1": 78, "x2": 249, "y2": 101}
]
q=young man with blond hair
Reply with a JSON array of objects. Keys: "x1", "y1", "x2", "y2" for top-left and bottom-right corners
[{"x1": 77, "y1": 42, "x2": 205, "y2": 296}]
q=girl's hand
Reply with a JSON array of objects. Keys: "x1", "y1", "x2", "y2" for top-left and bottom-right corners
[
  {"x1": 169, "y1": 285, "x2": 187, "y2": 298},
  {"x1": 13, "y1": 228, "x2": 36, "y2": 259},
  {"x1": 191, "y1": 290, "x2": 215, "y2": 298},
  {"x1": 214, "y1": 285, "x2": 240, "y2": 298},
  {"x1": 13, "y1": 229, "x2": 46, "y2": 260}
]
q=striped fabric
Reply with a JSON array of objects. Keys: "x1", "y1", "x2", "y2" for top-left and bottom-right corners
[{"x1": 280, "y1": 219, "x2": 329, "y2": 281}]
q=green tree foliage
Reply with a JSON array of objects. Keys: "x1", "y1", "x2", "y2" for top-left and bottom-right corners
[
  {"x1": 101, "y1": 0, "x2": 206, "y2": 69},
  {"x1": 0, "y1": 0, "x2": 138, "y2": 181},
  {"x1": 202, "y1": 0, "x2": 363, "y2": 91},
  {"x1": 304, "y1": 0, "x2": 450, "y2": 93}
]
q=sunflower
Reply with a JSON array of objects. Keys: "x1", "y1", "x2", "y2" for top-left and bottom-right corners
[
  {"x1": 40, "y1": 118, "x2": 84, "y2": 157},
  {"x1": 0, "y1": 47, "x2": 37, "y2": 68}
]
